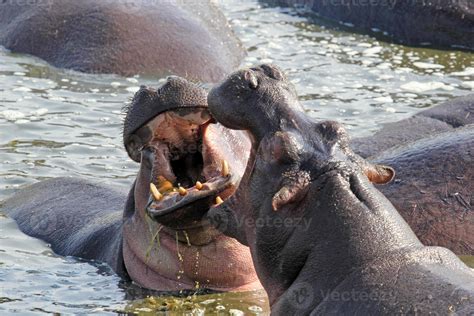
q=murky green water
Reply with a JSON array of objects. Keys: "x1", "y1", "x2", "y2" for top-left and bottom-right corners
[{"x1": 0, "y1": 0, "x2": 472, "y2": 314}]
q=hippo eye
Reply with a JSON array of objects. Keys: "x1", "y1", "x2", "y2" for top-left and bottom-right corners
[{"x1": 244, "y1": 70, "x2": 258, "y2": 89}]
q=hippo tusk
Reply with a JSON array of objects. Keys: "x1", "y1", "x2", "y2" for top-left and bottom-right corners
[
  {"x1": 158, "y1": 180, "x2": 174, "y2": 193},
  {"x1": 178, "y1": 186, "x2": 187, "y2": 196},
  {"x1": 215, "y1": 196, "x2": 224, "y2": 205},
  {"x1": 195, "y1": 181, "x2": 203, "y2": 190},
  {"x1": 150, "y1": 183, "x2": 163, "y2": 201},
  {"x1": 221, "y1": 160, "x2": 229, "y2": 177}
]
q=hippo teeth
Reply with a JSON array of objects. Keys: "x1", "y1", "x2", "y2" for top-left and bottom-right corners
[
  {"x1": 146, "y1": 169, "x2": 235, "y2": 221},
  {"x1": 215, "y1": 196, "x2": 224, "y2": 205},
  {"x1": 221, "y1": 159, "x2": 229, "y2": 177},
  {"x1": 149, "y1": 159, "x2": 232, "y2": 200},
  {"x1": 158, "y1": 180, "x2": 174, "y2": 193},
  {"x1": 140, "y1": 110, "x2": 241, "y2": 221},
  {"x1": 150, "y1": 183, "x2": 163, "y2": 201},
  {"x1": 178, "y1": 186, "x2": 187, "y2": 196},
  {"x1": 195, "y1": 181, "x2": 203, "y2": 190},
  {"x1": 148, "y1": 167, "x2": 233, "y2": 204}
]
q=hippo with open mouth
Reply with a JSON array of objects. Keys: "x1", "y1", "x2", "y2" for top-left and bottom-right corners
[
  {"x1": 1, "y1": 76, "x2": 261, "y2": 292},
  {"x1": 206, "y1": 64, "x2": 474, "y2": 314}
]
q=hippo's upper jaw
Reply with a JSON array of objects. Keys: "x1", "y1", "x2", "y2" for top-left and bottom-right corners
[
  {"x1": 204, "y1": 64, "x2": 474, "y2": 313},
  {"x1": 123, "y1": 76, "x2": 250, "y2": 233}
]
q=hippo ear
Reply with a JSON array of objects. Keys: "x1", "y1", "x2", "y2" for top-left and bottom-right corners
[
  {"x1": 272, "y1": 170, "x2": 310, "y2": 211},
  {"x1": 364, "y1": 164, "x2": 395, "y2": 184}
]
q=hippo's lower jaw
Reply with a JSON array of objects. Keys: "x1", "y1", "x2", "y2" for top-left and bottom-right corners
[{"x1": 146, "y1": 172, "x2": 235, "y2": 228}]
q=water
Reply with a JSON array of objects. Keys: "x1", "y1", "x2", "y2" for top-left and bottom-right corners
[{"x1": 0, "y1": 0, "x2": 472, "y2": 314}]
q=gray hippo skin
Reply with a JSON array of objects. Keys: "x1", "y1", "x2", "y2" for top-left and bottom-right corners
[
  {"x1": 206, "y1": 64, "x2": 474, "y2": 315},
  {"x1": 1, "y1": 178, "x2": 128, "y2": 275},
  {"x1": 1, "y1": 77, "x2": 262, "y2": 292},
  {"x1": 262, "y1": 0, "x2": 474, "y2": 50},
  {"x1": 352, "y1": 94, "x2": 474, "y2": 158},
  {"x1": 0, "y1": 0, "x2": 245, "y2": 82},
  {"x1": 353, "y1": 95, "x2": 474, "y2": 255}
]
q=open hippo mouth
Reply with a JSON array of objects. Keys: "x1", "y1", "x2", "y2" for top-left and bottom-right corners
[
  {"x1": 123, "y1": 78, "x2": 248, "y2": 230},
  {"x1": 143, "y1": 110, "x2": 237, "y2": 228}
]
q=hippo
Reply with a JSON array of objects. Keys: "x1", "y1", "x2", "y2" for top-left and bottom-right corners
[
  {"x1": 352, "y1": 95, "x2": 474, "y2": 255},
  {"x1": 1, "y1": 76, "x2": 262, "y2": 292},
  {"x1": 205, "y1": 64, "x2": 474, "y2": 314},
  {"x1": 352, "y1": 94, "x2": 474, "y2": 158},
  {"x1": 0, "y1": 0, "x2": 245, "y2": 82},
  {"x1": 373, "y1": 127, "x2": 473, "y2": 256},
  {"x1": 261, "y1": 0, "x2": 474, "y2": 50}
]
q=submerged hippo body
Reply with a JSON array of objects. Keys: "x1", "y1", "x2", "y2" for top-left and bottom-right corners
[
  {"x1": 262, "y1": 0, "x2": 474, "y2": 50},
  {"x1": 353, "y1": 94, "x2": 474, "y2": 158},
  {"x1": 206, "y1": 64, "x2": 474, "y2": 314},
  {"x1": 1, "y1": 77, "x2": 261, "y2": 292},
  {"x1": 0, "y1": 0, "x2": 245, "y2": 81},
  {"x1": 2, "y1": 178, "x2": 128, "y2": 276},
  {"x1": 375, "y1": 127, "x2": 474, "y2": 255},
  {"x1": 353, "y1": 95, "x2": 474, "y2": 255}
]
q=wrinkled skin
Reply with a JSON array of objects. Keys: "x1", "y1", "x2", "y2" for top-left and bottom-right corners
[
  {"x1": 1, "y1": 77, "x2": 261, "y2": 292},
  {"x1": 206, "y1": 64, "x2": 474, "y2": 314},
  {"x1": 373, "y1": 127, "x2": 473, "y2": 255},
  {"x1": 353, "y1": 96, "x2": 474, "y2": 255},
  {"x1": 261, "y1": 0, "x2": 474, "y2": 50},
  {"x1": 0, "y1": 0, "x2": 245, "y2": 81}
]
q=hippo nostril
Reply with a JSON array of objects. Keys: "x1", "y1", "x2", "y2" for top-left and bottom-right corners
[
  {"x1": 316, "y1": 120, "x2": 349, "y2": 146},
  {"x1": 244, "y1": 70, "x2": 258, "y2": 89},
  {"x1": 260, "y1": 64, "x2": 284, "y2": 81}
]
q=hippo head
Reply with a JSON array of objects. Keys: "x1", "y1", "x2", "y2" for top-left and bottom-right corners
[
  {"x1": 121, "y1": 77, "x2": 262, "y2": 292},
  {"x1": 123, "y1": 76, "x2": 250, "y2": 242},
  {"x1": 207, "y1": 65, "x2": 406, "y2": 305}
]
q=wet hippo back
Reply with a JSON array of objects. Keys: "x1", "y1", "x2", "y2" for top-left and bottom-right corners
[
  {"x1": 374, "y1": 127, "x2": 474, "y2": 255},
  {"x1": 261, "y1": 0, "x2": 474, "y2": 50},
  {"x1": 1, "y1": 178, "x2": 127, "y2": 276},
  {"x1": 0, "y1": 0, "x2": 245, "y2": 81},
  {"x1": 351, "y1": 95, "x2": 474, "y2": 255},
  {"x1": 352, "y1": 94, "x2": 474, "y2": 158}
]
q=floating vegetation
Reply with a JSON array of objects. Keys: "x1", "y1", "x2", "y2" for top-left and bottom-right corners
[{"x1": 124, "y1": 290, "x2": 269, "y2": 315}]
